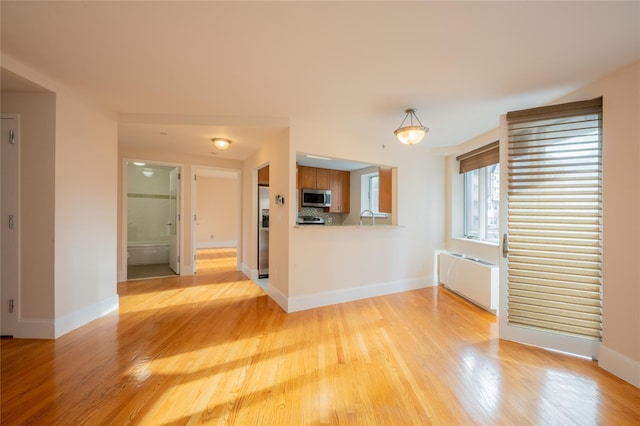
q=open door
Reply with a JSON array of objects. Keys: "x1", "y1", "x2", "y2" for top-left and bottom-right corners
[
  {"x1": 169, "y1": 167, "x2": 180, "y2": 274},
  {"x1": 1, "y1": 115, "x2": 19, "y2": 337}
]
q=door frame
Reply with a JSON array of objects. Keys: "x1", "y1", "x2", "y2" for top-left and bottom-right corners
[
  {"x1": 1, "y1": 114, "x2": 20, "y2": 336},
  {"x1": 120, "y1": 158, "x2": 184, "y2": 281},
  {"x1": 191, "y1": 165, "x2": 242, "y2": 274}
]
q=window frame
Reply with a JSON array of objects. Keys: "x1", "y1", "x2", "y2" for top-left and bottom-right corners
[{"x1": 463, "y1": 163, "x2": 500, "y2": 243}]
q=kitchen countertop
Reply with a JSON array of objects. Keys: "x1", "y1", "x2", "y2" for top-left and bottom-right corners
[{"x1": 294, "y1": 224, "x2": 402, "y2": 229}]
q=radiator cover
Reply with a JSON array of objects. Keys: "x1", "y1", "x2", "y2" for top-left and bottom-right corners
[{"x1": 438, "y1": 252, "x2": 499, "y2": 313}]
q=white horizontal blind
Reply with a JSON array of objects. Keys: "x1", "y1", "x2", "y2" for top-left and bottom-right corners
[{"x1": 506, "y1": 98, "x2": 602, "y2": 340}]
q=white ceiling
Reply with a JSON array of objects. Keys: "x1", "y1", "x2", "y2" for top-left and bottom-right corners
[{"x1": 1, "y1": 1, "x2": 638, "y2": 161}]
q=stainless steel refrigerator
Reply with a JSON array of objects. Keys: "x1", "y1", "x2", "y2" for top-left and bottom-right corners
[{"x1": 258, "y1": 186, "x2": 269, "y2": 278}]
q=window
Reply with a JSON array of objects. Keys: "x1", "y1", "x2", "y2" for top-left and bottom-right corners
[
  {"x1": 464, "y1": 164, "x2": 500, "y2": 242},
  {"x1": 360, "y1": 172, "x2": 386, "y2": 215},
  {"x1": 457, "y1": 142, "x2": 500, "y2": 243},
  {"x1": 504, "y1": 97, "x2": 603, "y2": 346}
]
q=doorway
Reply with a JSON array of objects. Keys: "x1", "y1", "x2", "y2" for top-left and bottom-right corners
[
  {"x1": 256, "y1": 164, "x2": 270, "y2": 290},
  {"x1": 191, "y1": 166, "x2": 241, "y2": 275},
  {"x1": 125, "y1": 161, "x2": 181, "y2": 280}
]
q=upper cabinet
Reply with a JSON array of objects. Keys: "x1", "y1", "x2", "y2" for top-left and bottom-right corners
[
  {"x1": 378, "y1": 166, "x2": 392, "y2": 213},
  {"x1": 328, "y1": 170, "x2": 350, "y2": 213},
  {"x1": 258, "y1": 165, "x2": 269, "y2": 186},
  {"x1": 298, "y1": 165, "x2": 330, "y2": 190}
]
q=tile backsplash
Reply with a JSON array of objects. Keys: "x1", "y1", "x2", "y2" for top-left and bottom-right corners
[{"x1": 298, "y1": 207, "x2": 344, "y2": 225}]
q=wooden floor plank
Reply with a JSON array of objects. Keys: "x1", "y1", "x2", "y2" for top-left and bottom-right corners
[{"x1": 2, "y1": 247, "x2": 639, "y2": 425}]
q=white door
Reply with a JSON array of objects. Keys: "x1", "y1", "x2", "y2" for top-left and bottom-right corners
[
  {"x1": 169, "y1": 168, "x2": 180, "y2": 274},
  {"x1": 1, "y1": 115, "x2": 19, "y2": 336}
]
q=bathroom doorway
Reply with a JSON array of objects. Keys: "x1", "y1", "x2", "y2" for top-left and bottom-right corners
[{"x1": 126, "y1": 161, "x2": 181, "y2": 280}]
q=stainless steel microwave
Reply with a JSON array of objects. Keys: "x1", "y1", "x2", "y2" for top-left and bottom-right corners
[{"x1": 301, "y1": 188, "x2": 332, "y2": 208}]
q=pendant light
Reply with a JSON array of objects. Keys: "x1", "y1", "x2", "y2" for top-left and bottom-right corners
[
  {"x1": 212, "y1": 138, "x2": 232, "y2": 150},
  {"x1": 394, "y1": 108, "x2": 428, "y2": 144}
]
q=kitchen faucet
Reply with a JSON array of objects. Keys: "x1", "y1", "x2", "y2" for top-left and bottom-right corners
[{"x1": 360, "y1": 209, "x2": 375, "y2": 226}]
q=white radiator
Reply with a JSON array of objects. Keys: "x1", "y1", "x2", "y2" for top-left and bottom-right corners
[{"x1": 438, "y1": 252, "x2": 499, "y2": 313}]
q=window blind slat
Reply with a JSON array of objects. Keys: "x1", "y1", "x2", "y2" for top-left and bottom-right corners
[{"x1": 506, "y1": 98, "x2": 602, "y2": 340}]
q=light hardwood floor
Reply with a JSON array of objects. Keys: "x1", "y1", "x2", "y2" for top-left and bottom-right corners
[{"x1": 2, "y1": 248, "x2": 639, "y2": 425}]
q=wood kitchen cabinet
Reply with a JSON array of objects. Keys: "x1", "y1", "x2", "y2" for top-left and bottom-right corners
[
  {"x1": 298, "y1": 165, "x2": 330, "y2": 190},
  {"x1": 258, "y1": 165, "x2": 269, "y2": 186},
  {"x1": 328, "y1": 169, "x2": 350, "y2": 213},
  {"x1": 378, "y1": 166, "x2": 392, "y2": 213},
  {"x1": 316, "y1": 168, "x2": 330, "y2": 190}
]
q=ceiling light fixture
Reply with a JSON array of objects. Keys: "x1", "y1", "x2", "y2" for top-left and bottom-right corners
[
  {"x1": 394, "y1": 108, "x2": 428, "y2": 144},
  {"x1": 142, "y1": 168, "x2": 154, "y2": 177},
  {"x1": 305, "y1": 154, "x2": 332, "y2": 161},
  {"x1": 212, "y1": 138, "x2": 231, "y2": 150},
  {"x1": 132, "y1": 161, "x2": 146, "y2": 166}
]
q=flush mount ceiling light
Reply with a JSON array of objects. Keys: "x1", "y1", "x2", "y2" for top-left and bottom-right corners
[
  {"x1": 212, "y1": 138, "x2": 232, "y2": 150},
  {"x1": 394, "y1": 108, "x2": 429, "y2": 144},
  {"x1": 305, "y1": 154, "x2": 332, "y2": 161},
  {"x1": 142, "y1": 168, "x2": 154, "y2": 177}
]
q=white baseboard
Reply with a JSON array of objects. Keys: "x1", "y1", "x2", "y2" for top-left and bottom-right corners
[
  {"x1": 599, "y1": 344, "x2": 640, "y2": 388},
  {"x1": 242, "y1": 263, "x2": 258, "y2": 280},
  {"x1": 197, "y1": 241, "x2": 237, "y2": 249},
  {"x1": 54, "y1": 295, "x2": 120, "y2": 338},
  {"x1": 286, "y1": 277, "x2": 434, "y2": 313},
  {"x1": 267, "y1": 284, "x2": 289, "y2": 312}
]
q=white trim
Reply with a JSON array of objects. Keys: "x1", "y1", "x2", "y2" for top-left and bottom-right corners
[
  {"x1": 197, "y1": 241, "x2": 237, "y2": 249},
  {"x1": 499, "y1": 322, "x2": 601, "y2": 358},
  {"x1": 453, "y1": 237, "x2": 499, "y2": 248},
  {"x1": 14, "y1": 294, "x2": 119, "y2": 339},
  {"x1": 286, "y1": 277, "x2": 433, "y2": 313},
  {"x1": 242, "y1": 263, "x2": 258, "y2": 281},
  {"x1": 267, "y1": 284, "x2": 289, "y2": 312},
  {"x1": 54, "y1": 295, "x2": 119, "y2": 338},
  {"x1": 599, "y1": 345, "x2": 640, "y2": 388}
]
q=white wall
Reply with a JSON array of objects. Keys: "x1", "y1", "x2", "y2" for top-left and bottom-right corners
[
  {"x1": 241, "y1": 130, "x2": 290, "y2": 303},
  {"x1": 196, "y1": 175, "x2": 239, "y2": 247},
  {"x1": 53, "y1": 85, "x2": 118, "y2": 337},
  {"x1": 557, "y1": 61, "x2": 639, "y2": 386},
  {"x1": 2, "y1": 54, "x2": 119, "y2": 338},
  {"x1": 285, "y1": 115, "x2": 446, "y2": 311},
  {"x1": 1, "y1": 92, "x2": 57, "y2": 326}
]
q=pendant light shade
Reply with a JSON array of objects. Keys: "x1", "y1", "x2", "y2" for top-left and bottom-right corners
[
  {"x1": 394, "y1": 108, "x2": 428, "y2": 144},
  {"x1": 212, "y1": 138, "x2": 231, "y2": 150}
]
